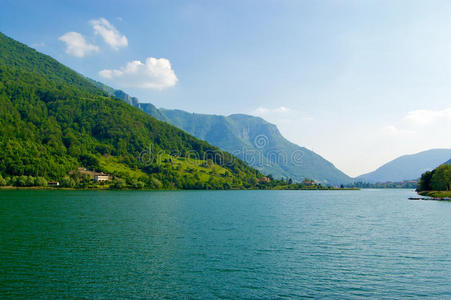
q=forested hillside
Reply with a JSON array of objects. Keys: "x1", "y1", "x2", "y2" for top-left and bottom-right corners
[{"x1": 0, "y1": 32, "x2": 261, "y2": 189}]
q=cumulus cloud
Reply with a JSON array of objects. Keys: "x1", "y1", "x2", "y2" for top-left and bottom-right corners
[
  {"x1": 90, "y1": 18, "x2": 128, "y2": 50},
  {"x1": 99, "y1": 57, "x2": 178, "y2": 89},
  {"x1": 404, "y1": 107, "x2": 451, "y2": 126},
  {"x1": 59, "y1": 32, "x2": 99, "y2": 57}
]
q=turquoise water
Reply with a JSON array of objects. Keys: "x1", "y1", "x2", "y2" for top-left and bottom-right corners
[{"x1": 0, "y1": 189, "x2": 450, "y2": 298}]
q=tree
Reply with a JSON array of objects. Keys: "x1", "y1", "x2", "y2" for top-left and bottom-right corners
[
  {"x1": 430, "y1": 164, "x2": 451, "y2": 191},
  {"x1": 417, "y1": 171, "x2": 433, "y2": 191}
]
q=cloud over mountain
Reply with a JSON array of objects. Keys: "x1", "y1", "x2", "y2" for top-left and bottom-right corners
[{"x1": 99, "y1": 57, "x2": 177, "y2": 89}]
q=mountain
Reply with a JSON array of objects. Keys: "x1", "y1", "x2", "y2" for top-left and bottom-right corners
[
  {"x1": 0, "y1": 32, "x2": 261, "y2": 189},
  {"x1": 356, "y1": 149, "x2": 451, "y2": 183},
  {"x1": 158, "y1": 110, "x2": 353, "y2": 185},
  {"x1": 99, "y1": 84, "x2": 352, "y2": 185}
]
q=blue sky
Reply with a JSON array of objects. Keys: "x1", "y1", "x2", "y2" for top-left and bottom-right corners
[{"x1": 1, "y1": 0, "x2": 451, "y2": 176}]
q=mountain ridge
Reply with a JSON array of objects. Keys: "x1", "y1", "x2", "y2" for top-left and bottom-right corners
[{"x1": 355, "y1": 149, "x2": 451, "y2": 183}]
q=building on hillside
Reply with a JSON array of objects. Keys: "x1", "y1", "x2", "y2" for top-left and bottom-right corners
[
  {"x1": 258, "y1": 177, "x2": 271, "y2": 183},
  {"x1": 94, "y1": 174, "x2": 110, "y2": 182},
  {"x1": 48, "y1": 181, "x2": 60, "y2": 187},
  {"x1": 302, "y1": 179, "x2": 315, "y2": 186}
]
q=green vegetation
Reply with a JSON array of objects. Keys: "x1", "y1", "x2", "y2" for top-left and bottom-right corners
[
  {"x1": 417, "y1": 163, "x2": 451, "y2": 193},
  {"x1": 346, "y1": 180, "x2": 417, "y2": 189},
  {"x1": 418, "y1": 190, "x2": 451, "y2": 198},
  {"x1": 0, "y1": 32, "x2": 262, "y2": 190},
  {"x1": 253, "y1": 176, "x2": 357, "y2": 190},
  {"x1": 0, "y1": 174, "x2": 48, "y2": 187}
]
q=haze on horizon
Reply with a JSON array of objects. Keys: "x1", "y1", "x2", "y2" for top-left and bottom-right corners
[{"x1": 1, "y1": 0, "x2": 451, "y2": 177}]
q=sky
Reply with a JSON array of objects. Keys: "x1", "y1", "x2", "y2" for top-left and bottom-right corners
[{"x1": 1, "y1": 0, "x2": 451, "y2": 177}]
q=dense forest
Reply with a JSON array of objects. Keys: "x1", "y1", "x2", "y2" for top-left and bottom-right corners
[{"x1": 0, "y1": 32, "x2": 263, "y2": 189}]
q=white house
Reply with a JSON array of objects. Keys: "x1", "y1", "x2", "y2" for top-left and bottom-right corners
[{"x1": 94, "y1": 175, "x2": 110, "y2": 182}]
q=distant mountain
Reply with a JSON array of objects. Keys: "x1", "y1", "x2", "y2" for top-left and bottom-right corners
[
  {"x1": 100, "y1": 86, "x2": 352, "y2": 185},
  {"x1": 445, "y1": 159, "x2": 451, "y2": 164},
  {"x1": 356, "y1": 149, "x2": 451, "y2": 183},
  {"x1": 0, "y1": 32, "x2": 261, "y2": 189}
]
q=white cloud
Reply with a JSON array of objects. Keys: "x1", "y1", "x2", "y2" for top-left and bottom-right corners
[
  {"x1": 384, "y1": 106, "x2": 451, "y2": 137},
  {"x1": 253, "y1": 106, "x2": 291, "y2": 116},
  {"x1": 59, "y1": 32, "x2": 99, "y2": 57},
  {"x1": 90, "y1": 18, "x2": 128, "y2": 50},
  {"x1": 99, "y1": 57, "x2": 178, "y2": 89},
  {"x1": 383, "y1": 125, "x2": 415, "y2": 136},
  {"x1": 404, "y1": 107, "x2": 451, "y2": 126}
]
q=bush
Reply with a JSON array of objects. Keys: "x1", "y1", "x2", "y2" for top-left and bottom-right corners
[
  {"x1": 34, "y1": 177, "x2": 48, "y2": 187},
  {"x1": 113, "y1": 178, "x2": 126, "y2": 189},
  {"x1": 8, "y1": 176, "x2": 17, "y2": 186},
  {"x1": 0, "y1": 175, "x2": 6, "y2": 186},
  {"x1": 134, "y1": 181, "x2": 145, "y2": 189},
  {"x1": 25, "y1": 176, "x2": 35, "y2": 187},
  {"x1": 150, "y1": 177, "x2": 162, "y2": 189},
  {"x1": 16, "y1": 175, "x2": 28, "y2": 187},
  {"x1": 61, "y1": 177, "x2": 76, "y2": 188}
]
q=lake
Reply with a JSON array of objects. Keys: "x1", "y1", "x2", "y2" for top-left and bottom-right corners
[{"x1": 0, "y1": 189, "x2": 450, "y2": 298}]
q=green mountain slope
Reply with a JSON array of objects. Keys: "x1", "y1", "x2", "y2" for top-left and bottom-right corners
[
  {"x1": 99, "y1": 83, "x2": 352, "y2": 185},
  {"x1": 356, "y1": 149, "x2": 451, "y2": 183},
  {"x1": 0, "y1": 32, "x2": 261, "y2": 189}
]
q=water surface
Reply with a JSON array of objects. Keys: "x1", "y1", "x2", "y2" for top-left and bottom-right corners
[{"x1": 0, "y1": 189, "x2": 450, "y2": 298}]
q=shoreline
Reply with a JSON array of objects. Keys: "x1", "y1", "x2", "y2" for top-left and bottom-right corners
[
  {"x1": 415, "y1": 190, "x2": 451, "y2": 200},
  {"x1": 0, "y1": 186, "x2": 359, "y2": 192}
]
